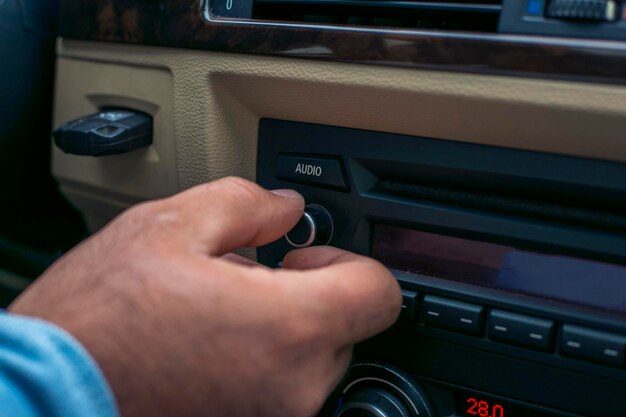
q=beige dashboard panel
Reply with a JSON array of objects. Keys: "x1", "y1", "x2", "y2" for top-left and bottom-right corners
[
  {"x1": 53, "y1": 57, "x2": 178, "y2": 230},
  {"x1": 54, "y1": 39, "x2": 626, "y2": 231}
]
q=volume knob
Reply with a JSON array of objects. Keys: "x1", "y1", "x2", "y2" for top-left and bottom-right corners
[{"x1": 285, "y1": 204, "x2": 334, "y2": 248}]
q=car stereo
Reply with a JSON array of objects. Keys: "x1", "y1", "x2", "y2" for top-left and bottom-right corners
[{"x1": 256, "y1": 119, "x2": 626, "y2": 417}]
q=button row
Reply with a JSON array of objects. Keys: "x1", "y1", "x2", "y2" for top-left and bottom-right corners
[{"x1": 400, "y1": 290, "x2": 626, "y2": 367}]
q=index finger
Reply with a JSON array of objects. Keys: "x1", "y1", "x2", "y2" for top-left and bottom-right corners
[
  {"x1": 281, "y1": 246, "x2": 402, "y2": 347},
  {"x1": 154, "y1": 177, "x2": 305, "y2": 256}
]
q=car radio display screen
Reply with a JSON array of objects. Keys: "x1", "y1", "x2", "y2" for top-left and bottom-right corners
[{"x1": 372, "y1": 225, "x2": 626, "y2": 314}]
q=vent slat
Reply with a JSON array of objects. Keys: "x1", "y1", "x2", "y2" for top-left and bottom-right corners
[
  {"x1": 253, "y1": 0, "x2": 502, "y2": 32},
  {"x1": 255, "y1": 0, "x2": 502, "y2": 13}
]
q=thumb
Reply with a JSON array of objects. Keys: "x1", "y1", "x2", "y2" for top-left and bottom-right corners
[
  {"x1": 282, "y1": 246, "x2": 402, "y2": 346},
  {"x1": 162, "y1": 177, "x2": 304, "y2": 256}
]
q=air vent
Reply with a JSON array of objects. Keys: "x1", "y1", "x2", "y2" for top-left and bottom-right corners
[{"x1": 252, "y1": 0, "x2": 502, "y2": 32}]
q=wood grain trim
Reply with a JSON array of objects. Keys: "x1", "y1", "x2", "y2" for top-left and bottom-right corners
[{"x1": 59, "y1": 0, "x2": 626, "y2": 84}]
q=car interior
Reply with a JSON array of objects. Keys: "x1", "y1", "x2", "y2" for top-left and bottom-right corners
[{"x1": 1, "y1": 0, "x2": 625, "y2": 416}]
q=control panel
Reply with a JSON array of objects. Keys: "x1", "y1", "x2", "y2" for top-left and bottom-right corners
[{"x1": 256, "y1": 119, "x2": 626, "y2": 417}]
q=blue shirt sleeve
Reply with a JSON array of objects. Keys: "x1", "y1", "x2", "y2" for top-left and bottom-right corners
[{"x1": 0, "y1": 311, "x2": 120, "y2": 417}]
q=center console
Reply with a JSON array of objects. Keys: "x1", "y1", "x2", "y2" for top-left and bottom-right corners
[{"x1": 256, "y1": 118, "x2": 626, "y2": 417}]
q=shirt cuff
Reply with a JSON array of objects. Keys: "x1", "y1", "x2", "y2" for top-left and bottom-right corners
[{"x1": 0, "y1": 311, "x2": 120, "y2": 417}]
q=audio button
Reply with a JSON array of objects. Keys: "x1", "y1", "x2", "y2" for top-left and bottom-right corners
[{"x1": 275, "y1": 154, "x2": 348, "y2": 191}]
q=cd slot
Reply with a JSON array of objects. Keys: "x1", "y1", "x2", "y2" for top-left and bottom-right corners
[
  {"x1": 374, "y1": 178, "x2": 626, "y2": 234},
  {"x1": 353, "y1": 156, "x2": 626, "y2": 235}
]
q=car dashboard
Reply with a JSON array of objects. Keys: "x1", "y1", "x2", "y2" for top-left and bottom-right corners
[{"x1": 8, "y1": 0, "x2": 626, "y2": 416}]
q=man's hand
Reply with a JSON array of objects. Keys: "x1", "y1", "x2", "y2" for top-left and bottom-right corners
[{"x1": 9, "y1": 177, "x2": 401, "y2": 417}]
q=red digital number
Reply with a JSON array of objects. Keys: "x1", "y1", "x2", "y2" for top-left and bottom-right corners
[
  {"x1": 477, "y1": 400, "x2": 489, "y2": 417},
  {"x1": 467, "y1": 397, "x2": 478, "y2": 415},
  {"x1": 466, "y1": 397, "x2": 505, "y2": 417}
]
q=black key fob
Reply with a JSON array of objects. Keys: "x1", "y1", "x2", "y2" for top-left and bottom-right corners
[{"x1": 53, "y1": 109, "x2": 153, "y2": 157}]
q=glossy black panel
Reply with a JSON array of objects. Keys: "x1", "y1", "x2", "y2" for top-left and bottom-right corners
[{"x1": 59, "y1": 0, "x2": 626, "y2": 84}]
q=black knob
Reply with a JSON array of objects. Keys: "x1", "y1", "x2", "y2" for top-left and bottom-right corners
[
  {"x1": 285, "y1": 204, "x2": 333, "y2": 248},
  {"x1": 337, "y1": 387, "x2": 411, "y2": 417},
  {"x1": 332, "y1": 363, "x2": 435, "y2": 417}
]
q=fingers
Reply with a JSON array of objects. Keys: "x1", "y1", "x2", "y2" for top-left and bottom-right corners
[
  {"x1": 281, "y1": 247, "x2": 402, "y2": 347},
  {"x1": 162, "y1": 177, "x2": 305, "y2": 256}
]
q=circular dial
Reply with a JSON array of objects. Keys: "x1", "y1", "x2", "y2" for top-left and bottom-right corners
[
  {"x1": 337, "y1": 387, "x2": 411, "y2": 417},
  {"x1": 333, "y1": 363, "x2": 435, "y2": 417},
  {"x1": 285, "y1": 204, "x2": 333, "y2": 248}
]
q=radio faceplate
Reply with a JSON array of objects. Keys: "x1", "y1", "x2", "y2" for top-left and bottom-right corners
[{"x1": 256, "y1": 118, "x2": 626, "y2": 417}]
